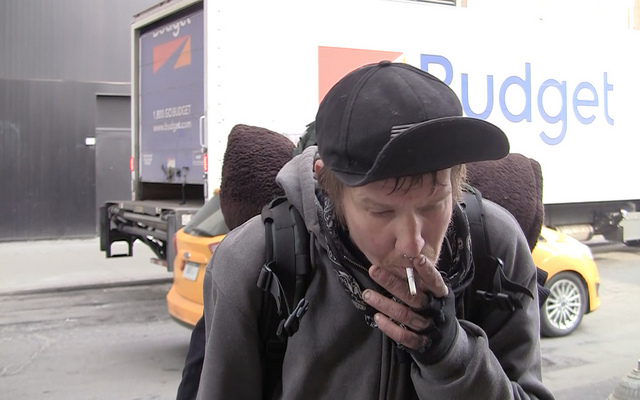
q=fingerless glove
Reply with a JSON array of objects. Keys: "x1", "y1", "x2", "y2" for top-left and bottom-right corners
[{"x1": 410, "y1": 282, "x2": 459, "y2": 365}]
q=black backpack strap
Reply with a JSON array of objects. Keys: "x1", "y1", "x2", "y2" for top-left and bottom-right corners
[
  {"x1": 461, "y1": 187, "x2": 534, "y2": 325},
  {"x1": 256, "y1": 197, "x2": 312, "y2": 398},
  {"x1": 462, "y1": 187, "x2": 488, "y2": 273},
  {"x1": 537, "y1": 266, "x2": 550, "y2": 306}
]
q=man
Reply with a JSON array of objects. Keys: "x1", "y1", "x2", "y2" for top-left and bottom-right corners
[{"x1": 196, "y1": 62, "x2": 554, "y2": 399}]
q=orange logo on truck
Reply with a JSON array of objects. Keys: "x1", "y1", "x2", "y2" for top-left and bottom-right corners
[
  {"x1": 153, "y1": 35, "x2": 191, "y2": 73},
  {"x1": 318, "y1": 46, "x2": 403, "y2": 103}
]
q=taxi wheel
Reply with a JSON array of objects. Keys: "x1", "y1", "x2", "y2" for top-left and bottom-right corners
[{"x1": 540, "y1": 272, "x2": 587, "y2": 337}]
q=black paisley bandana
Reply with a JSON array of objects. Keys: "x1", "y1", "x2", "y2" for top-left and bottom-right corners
[
  {"x1": 314, "y1": 189, "x2": 474, "y2": 327},
  {"x1": 440, "y1": 201, "x2": 475, "y2": 298},
  {"x1": 315, "y1": 189, "x2": 380, "y2": 328}
]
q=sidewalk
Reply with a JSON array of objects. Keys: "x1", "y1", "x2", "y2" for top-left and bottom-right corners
[
  {"x1": 0, "y1": 233, "x2": 616, "y2": 296},
  {"x1": 0, "y1": 237, "x2": 172, "y2": 296}
]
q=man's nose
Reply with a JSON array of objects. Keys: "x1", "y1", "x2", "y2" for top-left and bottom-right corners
[{"x1": 395, "y1": 216, "x2": 425, "y2": 257}]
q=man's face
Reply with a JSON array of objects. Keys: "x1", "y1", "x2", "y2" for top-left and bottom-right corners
[{"x1": 341, "y1": 170, "x2": 453, "y2": 272}]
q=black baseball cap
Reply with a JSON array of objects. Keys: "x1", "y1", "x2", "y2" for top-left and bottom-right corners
[{"x1": 315, "y1": 61, "x2": 509, "y2": 186}]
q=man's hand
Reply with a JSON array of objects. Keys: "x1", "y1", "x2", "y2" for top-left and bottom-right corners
[{"x1": 362, "y1": 255, "x2": 458, "y2": 364}]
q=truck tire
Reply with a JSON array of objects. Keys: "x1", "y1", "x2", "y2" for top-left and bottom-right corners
[{"x1": 540, "y1": 272, "x2": 588, "y2": 337}]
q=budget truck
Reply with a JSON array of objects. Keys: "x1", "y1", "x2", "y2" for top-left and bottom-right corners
[{"x1": 100, "y1": 0, "x2": 640, "y2": 267}]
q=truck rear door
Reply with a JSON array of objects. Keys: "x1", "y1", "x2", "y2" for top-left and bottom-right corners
[{"x1": 138, "y1": 4, "x2": 204, "y2": 185}]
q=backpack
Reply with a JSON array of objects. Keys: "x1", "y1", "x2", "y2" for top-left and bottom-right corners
[
  {"x1": 256, "y1": 188, "x2": 549, "y2": 396},
  {"x1": 256, "y1": 197, "x2": 313, "y2": 398}
]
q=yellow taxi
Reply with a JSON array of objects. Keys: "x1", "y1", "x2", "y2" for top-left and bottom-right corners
[
  {"x1": 167, "y1": 197, "x2": 600, "y2": 338},
  {"x1": 533, "y1": 226, "x2": 600, "y2": 337},
  {"x1": 166, "y1": 194, "x2": 228, "y2": 328}
]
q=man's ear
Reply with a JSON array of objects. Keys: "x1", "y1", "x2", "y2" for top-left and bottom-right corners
[{"x1": 314, "y1": 159, "x2": 324, "y2": 176}]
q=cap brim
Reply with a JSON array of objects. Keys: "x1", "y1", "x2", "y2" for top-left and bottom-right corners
[{"x1": 333, "y1": 117, "x2": 509, "y2": 186}]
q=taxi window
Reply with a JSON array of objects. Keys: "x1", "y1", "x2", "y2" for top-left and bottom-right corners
[{"x1": 183, "y1": 195, "x2": 229, "y2": 237}]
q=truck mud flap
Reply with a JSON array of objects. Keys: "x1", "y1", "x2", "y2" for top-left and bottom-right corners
[
  {"x1": 620, "y1": 211, "x2": 640, "y2": 243},
  {"x1": 100, "y1": 204, "x2": 135, "y2": 258}
]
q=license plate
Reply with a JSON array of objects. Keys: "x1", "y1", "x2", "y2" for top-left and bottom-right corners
[{"x1": 183, "y1": 262, "x2": 200, "y2": 281}]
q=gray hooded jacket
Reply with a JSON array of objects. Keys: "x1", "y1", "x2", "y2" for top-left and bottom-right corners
[{"x1": 196, "y1": 147, "x2": 555, "y2": 400}]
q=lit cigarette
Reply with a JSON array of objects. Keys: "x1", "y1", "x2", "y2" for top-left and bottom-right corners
[{"x1": 406, "y1": 267, "x2": 417, "y2": 297}]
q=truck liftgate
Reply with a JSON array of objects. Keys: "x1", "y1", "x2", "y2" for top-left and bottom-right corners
[{"x1": 99, "y1": 200, "x2": 202, "y2": 271}]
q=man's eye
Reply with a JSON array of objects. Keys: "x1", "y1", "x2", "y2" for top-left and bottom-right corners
[
  {"x1": 419, "y1": 206, "x2": 435, "y2": 214},
  {"x1": 370, "y1": 210, "x2": 392, "y2": 217},
  {"x1": 420, "y1": 201, "x2": 445, "y2": 215}
]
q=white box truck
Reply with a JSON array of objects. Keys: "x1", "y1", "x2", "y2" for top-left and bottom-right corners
[{"x1": 100, "y1": 0, "x2": 640, "y2": 268}]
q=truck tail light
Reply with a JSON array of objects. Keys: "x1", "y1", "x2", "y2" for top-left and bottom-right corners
[
  {"x1": 174, "y1": 234, "x2": 185, "y2": 271},
  {"x1": 130, "y1": 156, "x2": 135, "y2": 172},
  {"x1": 173, "y1": 234, "x2": 178, "y2": 256},
  {"x1": 203, "y1": 152, "x2": 208, "y2": 173}
]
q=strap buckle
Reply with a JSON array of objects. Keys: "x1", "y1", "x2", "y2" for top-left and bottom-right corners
[
  {"x1": 277, "y1": 298, "x2": 309, "y2": 340},
  {"x1": 475, "y1": 257, "x2": 533, "y2": 313},
  {"x1": 475, "y1": 290, "x2": 522, "y2": 312},
  {"x1": 257, "y1": 262, "x2": 285, "y2": 315}
]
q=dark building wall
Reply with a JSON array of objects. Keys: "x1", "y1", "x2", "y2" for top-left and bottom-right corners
[{"x1": 0, "y1": 0, "x2": 159, "y2": 241}]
